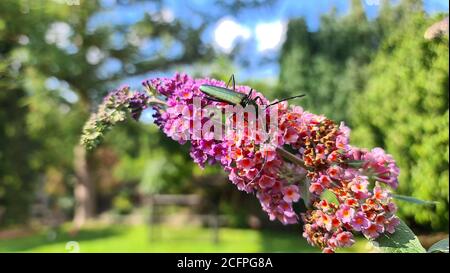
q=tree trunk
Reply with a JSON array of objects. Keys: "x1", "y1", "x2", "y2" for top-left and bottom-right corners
[{"x1": 73, "y1": 144, "x2": 95, "y2": 229}]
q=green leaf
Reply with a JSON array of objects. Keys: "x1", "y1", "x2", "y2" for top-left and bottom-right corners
[
  {"x1": 320, "y1": 189, "x2": 339, "y2": 206},
  {"x1": 392, "y1": 194, "x2": 439, "y2": 206},
  {"x1": 428, "y1": 238, "x2": 449, "y2": 253},
  {"x1": 299, "y1": 178, "x2": 312, "y2": 209},
  {"x1": 345, "y1": 160, "x2": 365, "y2": 168},
  {"x1": 372, "y1": 219, "x2": 426, "y2": 253}
]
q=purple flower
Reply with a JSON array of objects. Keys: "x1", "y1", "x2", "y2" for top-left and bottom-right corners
[
  {"x1": 129, "y1": 92, "x2": 149, "y2": 120},
  {"x1": 385, "y1": 216, "x2": 400, "y2": 234},
  {"x1": 335, "y1": 231, "x2": 355, "y2": 247},
  {"x1": 336, "y1": 205, "x2": 355, "y2": 224},
  {"x1": 258, "y1": 175, "x2": 275, "y2": 189},
  {"x1": 282, "y1": 185, "x2": 301, "y2": 203},
  {"x1": 350, "y1": 212, "x2": 371, "y2": 231},
  {"x1": 362, "y1": 223, "x2": 384, "y2": 239},
  {"x1": 363, "y1": 148, "x2": 400, "y2": 189}
]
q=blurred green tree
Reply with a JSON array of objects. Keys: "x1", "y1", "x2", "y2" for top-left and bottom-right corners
[
  {"x1": 279, "y1": 0, "x2": 377, "y2": 123},
  {"x1": 0, "y1": 38, "x2": 35, "y2": 225},
  {"x1": 279, "y1": 0, "x2": 449, "y2": 231},
  {"x1": 0, "y1": 0, "x2": 213, "y2": 227},
  {"x1": 350, "y1": 8, "x2": 449, "y2": 230},
  {"x1": 0, "y1": 0, "x2": 277, "y2": 227}
]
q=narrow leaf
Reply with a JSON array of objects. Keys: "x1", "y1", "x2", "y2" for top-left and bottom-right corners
[
  {"x1": 299, "y1": 178, "x2": 312, "y2": 209},
  {"x1": 393, "y1": 194, "x2": 438, "y2": 206},
  {"x1": 346, "y1": 160, "x2": 365, "y2": 168},
  {"x1": 372, "y1": 219, "x2": 426, "y2": 253}
]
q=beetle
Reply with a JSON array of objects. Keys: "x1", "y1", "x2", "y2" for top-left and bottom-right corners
[
  {"x1": 200, "y1": 75, "x2": 305, "y2": 184},
  {"x1": 199, "y1": 74, "x2": 305, "y2": 112}
]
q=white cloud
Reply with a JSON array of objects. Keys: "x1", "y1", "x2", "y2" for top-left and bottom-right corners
[
  {"x1": 254, "y1": 21, "x2": 286, "y2": 52},
  {"x1": 213, "y1": 17, "x2": 251, "y2": 53}
]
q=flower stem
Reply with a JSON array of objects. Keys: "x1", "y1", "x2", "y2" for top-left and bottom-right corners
[
  {"x1": 148, "y1": 97, "x2": 167, "y2": 106},
  {"x1": 275, "y1": 147, "x2": 309, "y2": 170}
]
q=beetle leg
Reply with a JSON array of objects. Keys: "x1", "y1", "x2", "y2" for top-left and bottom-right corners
[
  {"x1": 253, "y1": 96, "x2": 264, "y2": 105},
  {"x1": 241, "y1": 89, "x2": 252, "y2": 107}
]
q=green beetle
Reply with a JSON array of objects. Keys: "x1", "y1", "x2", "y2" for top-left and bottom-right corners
[
  {"x1": 199, "y1": 74, "x2": 305, "y2": 111},
  {"x1": 200, "y1": 75, "x2": 305, "y2": 184}
]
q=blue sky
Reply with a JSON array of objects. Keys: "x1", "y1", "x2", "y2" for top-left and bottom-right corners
[{"x1": 91, "y1": 0, "x2": 449, "y2": 84}]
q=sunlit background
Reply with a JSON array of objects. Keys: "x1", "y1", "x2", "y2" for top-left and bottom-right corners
[{"x1": 0, "y1": 0, "x2": 448, "y2": 252}]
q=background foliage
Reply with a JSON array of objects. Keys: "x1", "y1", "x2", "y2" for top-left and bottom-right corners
[
  {"x1": 279, "y1": 0, "x2": 448, "y2": 230},
  {"x1": 0, "y1": 0, "x2": 448, "y2": 238},
  {"x1": 351, "y1": 10, "x2": 449, "y2": 229}
]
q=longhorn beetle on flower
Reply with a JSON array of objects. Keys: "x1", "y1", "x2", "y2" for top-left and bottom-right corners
[
  {"x1": 199, "y1": 74, "x2": 306, "y2": 117},
  {"x1": 200, "y1": 75, "x2": 305, "y2": 186}
]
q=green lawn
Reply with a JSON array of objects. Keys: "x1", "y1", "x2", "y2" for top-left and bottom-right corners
[{"x1": 0, "y1": 224, "x2": 370, "y2": 253}]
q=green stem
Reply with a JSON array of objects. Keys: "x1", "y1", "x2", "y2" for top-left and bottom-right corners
[
  {"x1": 148, "y1": 97, "x2": 168, "y2": 106},
  {"x1": 275, "y1": 147, "x2": 310, "y2": 170}
]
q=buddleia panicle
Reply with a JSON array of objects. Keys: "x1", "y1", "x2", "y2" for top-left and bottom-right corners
[
  {"x1": 148, "y1": 73, "x2": 401, "y2": 253},
  {"x1": 82, "y1": 73, "x2": 402, "y2": 253},
  {"x1": 80, "y1": 86, "x2": 149, "y2": 150}
]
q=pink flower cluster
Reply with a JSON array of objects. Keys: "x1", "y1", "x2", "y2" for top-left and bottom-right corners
[
  {"x1": 302, "y1": 177, "x2": 400, "y2": 253},
  {"x1": 147, "y1": 73, "x2": 400, "y2": 253},
  {"x1": 148, "y1": 73, "x2": 300, "y2": 224}
]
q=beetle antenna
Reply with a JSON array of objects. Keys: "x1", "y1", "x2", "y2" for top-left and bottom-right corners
[
  {"x1": 264, "y1": 94, "x2": 306, "y2": 109},
  {"x1": 226, "y1": 74, "x2": 236, "y2": 91}
]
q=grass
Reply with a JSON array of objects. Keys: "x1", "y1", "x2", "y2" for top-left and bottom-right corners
[{"x1": 0, "y1": 224, "x2": 371, "y2": 253}]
